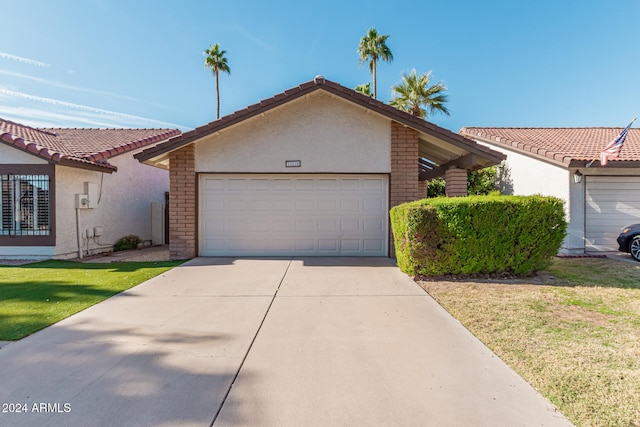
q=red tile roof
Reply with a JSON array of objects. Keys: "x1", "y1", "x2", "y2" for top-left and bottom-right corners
[
  {"x1": 0, "y1": 118, "x2": 180, "y2": 172},
  {"x1": 136, "y1": 76, "x2": 505, "y2": 166},
  {"x1": 460, "y1": 127, "x2": 640, "y2": 167}
]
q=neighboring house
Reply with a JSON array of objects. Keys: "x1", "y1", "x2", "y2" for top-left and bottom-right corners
[
  {"x1": 0, "y1": 118, "x2": 180, "y2": 260},
  {"x1": 461, "y1": 127, "x2": 640, "y2": 253},
  {"x1": 136, "y1": 76, "x2": 505, "y2": 259}
]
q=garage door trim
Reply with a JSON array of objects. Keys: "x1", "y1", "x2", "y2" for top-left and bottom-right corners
[
  {"x1": 198, "y1": 173, "x2": 389, "y2": 257},
  {"x1": 584, "y1": 175, "x2": 640, "y2": 251}
]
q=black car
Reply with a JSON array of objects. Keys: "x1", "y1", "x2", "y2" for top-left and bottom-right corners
[{"x1": 617, "y1": 224, "x2": 640, "y2": 261}]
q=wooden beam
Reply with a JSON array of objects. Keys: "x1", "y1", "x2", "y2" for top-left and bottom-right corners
[
  {"x1": 418, "y1": 158, "x2": 437, "y2": 169},
  {"x1": 440, "y1": 153, "x2": 477, "y2": 170},
  {"x1": 418, "y1": 154, "x2": 478, "y2": 181},
  {"x1": 419, "y1": 166, "x2": 445, "y2": 181}
]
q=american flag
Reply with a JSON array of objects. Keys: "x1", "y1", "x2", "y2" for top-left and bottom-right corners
[{"x1": 600, "y1": 118, "x2": 636, "y2": 165}]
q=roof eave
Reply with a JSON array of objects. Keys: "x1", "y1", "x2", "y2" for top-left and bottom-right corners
[
  {"x1": 569, "y1": 159, "x2": 640, "y2": 168},
  {"x1": 319, "y1": 84, "x2": 507, "y2": 166},
  {"x1": 139, "y1": 152, "x2": 170, "y2": 170},
  {"x1": 57, "y1": 158, "x2": 116, "y2": 173},
  {"x1": 461, "y1": 130, "x2": 572, "y2": 168},
  {"x1": 136, "y1": 78, "x2": 506, "y2": 167},
  {"x1": 1, "y1": 137, "x2": 116, "y2": 172},
  {"x1": 96, "y1": 129, "x2": 181, "y2": 163}
]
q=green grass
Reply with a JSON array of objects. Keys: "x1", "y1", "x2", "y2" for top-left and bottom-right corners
[
  {"x1": 550, "y1": 257, "x2": 640, "y2": 288},
  {"x1": 419, "y1": 257, "x2": 640, "y2": 427},
  {"x1": 0, "y1": 260, "x2": 183, "y2": 341}
]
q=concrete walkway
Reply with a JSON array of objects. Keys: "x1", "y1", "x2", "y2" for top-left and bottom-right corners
[{"x1": 0, "y1": 258, "x2": 572, "y2": 426}]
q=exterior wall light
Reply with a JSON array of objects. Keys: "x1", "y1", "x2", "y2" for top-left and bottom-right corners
[{"x1": 573, "y1": 169, "x2": 583, "y2": 184}]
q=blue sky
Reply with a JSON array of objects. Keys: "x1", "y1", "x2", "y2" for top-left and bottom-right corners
[{"x1": 1, "y1": 0, "x2": 638, "y2": 132}]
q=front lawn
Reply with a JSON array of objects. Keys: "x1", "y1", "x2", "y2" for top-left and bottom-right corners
[
  {"x1": 419, "y1": 257, "x2": 640, "y2": 427},
  {"x1": 0, "y1": 260, "x2": 183, "y2": 341}
]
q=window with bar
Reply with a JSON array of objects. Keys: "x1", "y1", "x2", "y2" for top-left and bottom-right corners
[{"x1": 1, "y1": 174, "x2": 51, "y2": 236}]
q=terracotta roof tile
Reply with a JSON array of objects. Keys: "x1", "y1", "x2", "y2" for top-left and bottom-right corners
[
  {"x1": 1, "y1": 117, "x2": 180, "y2": 172},
  {"x1": 460, "y1": 127, "x2": 640, "y2": 166}
]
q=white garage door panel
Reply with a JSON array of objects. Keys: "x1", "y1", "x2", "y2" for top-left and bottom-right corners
[
  {"x1": 585, "y1": 176, "x2": 640, "y2": 250},
  {"x1": 199, "y1": 174, "x2": 388, "y2": 256}
]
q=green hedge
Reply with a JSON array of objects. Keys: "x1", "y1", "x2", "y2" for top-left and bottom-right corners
[{"x1": 390, "y1": 195, "x2": 567, "y2": 276}]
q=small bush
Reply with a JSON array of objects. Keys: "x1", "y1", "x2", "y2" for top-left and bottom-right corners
[
  {"x1": 390, "y1": 195, "x2": 567, "y2": 276},
  {"x1": 426, "y1": 178, "x2": 446, "y2": 197},
  {"x1": 114, "y1": 234, "x2": 141, "y2": 252}
]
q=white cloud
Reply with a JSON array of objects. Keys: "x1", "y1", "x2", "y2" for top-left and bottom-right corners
[
  {"x1": 0, "y1": 88, "x2": 186, "y2": 129},
  {"x1": 0, "y1": 52, "x2": 50, "y2": 68},
  {"x1": 0, "y1": 69, "x2": 139, "y2": 102},
  {"x1": 0, "y1": 69, "x2": 178, "y2": 112},
  {"x1": 0, "y1": 106, "x2": 119, "y2": 128}
]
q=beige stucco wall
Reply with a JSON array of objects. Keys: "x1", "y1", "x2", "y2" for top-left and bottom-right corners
[
  {"x1": 0, "y1": 144, "x2": 49, "y2": 164},
  {"x1": 0, "y1": 144, "x2": 168, "y2": 259},
  {"x1": 54, "y1": 149, "x2": 168, "y2": 258},
  {"x1": 480, "y1": 144, "x2": 569, "y2": 199},
  {"x1": 195, "y1": 91, "x2": 391, "y2": 173}
]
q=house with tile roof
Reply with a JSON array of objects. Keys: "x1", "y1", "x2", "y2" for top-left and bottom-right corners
[
  {"x1": 0, "y1": 118, "x2": 180, "y2": 260},
  {"x1": 136, "y1": 76, "x2": 505, "y2": 259},
  {"x1": 461, "y1": 126, "x2": 640, "y2": 254}
]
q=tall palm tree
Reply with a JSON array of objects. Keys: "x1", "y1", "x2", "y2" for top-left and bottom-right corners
[
  {"x1": 357, "y1": 28, "x2": 393, "y2": 100},
  {"x1": 203, "y1": 43, "x2": 231, "y2": 119},
  {"x1": 390, "y1": 69, "x2": 450, "y2": 118}
]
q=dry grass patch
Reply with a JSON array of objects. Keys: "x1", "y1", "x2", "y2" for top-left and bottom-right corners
[{"x1": 419, "y1": 257, "x2": 640, "y2": 427}]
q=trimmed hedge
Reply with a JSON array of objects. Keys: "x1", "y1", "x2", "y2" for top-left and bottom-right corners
[{"x1": 390, "y1": 195, "x2": 567, "y2": 276}]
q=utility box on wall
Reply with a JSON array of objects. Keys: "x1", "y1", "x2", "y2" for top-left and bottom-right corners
[
  {"x1": 151, "y1": 202, "x2": 165, "y2": 245},
  {"x1": 75, "y1": 194, "x2": 90, "y2": 209},
  {"x1": 84, "y1": 182, "x2": 98, "y2": 209}
]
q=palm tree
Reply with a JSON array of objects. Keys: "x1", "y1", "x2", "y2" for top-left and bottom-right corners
[
  {"x1": 354, "y1": 82, "x2": 372, "y2": 97},
  {"x1": 390, "y1": 69, "x2": 450, "y2": 118},
  {"x1": 357, "y1": 28, "x2": 393, "y2": 99},
  {"x1": 203, "y1": 43, "x2": 231, "y2": 119}
]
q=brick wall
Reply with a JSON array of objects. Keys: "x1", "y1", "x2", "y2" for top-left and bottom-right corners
[
  {"x1": 418, "y1": 181, "x2": 428, "y2": 199},
  {"x1": 390, "y1": 121, "x2": 420, "y2": 257},
  {"x1": 445, "y1": 167, "x2": 468, "y2": 197},
  {"x1": 169, "y1": 145, "x2": 197, "y2": 259},
  {"x1": 390, "y1": 121, "x2": 420, "y2": 207}
]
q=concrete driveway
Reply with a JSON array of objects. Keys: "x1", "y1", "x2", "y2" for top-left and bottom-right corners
[{"x1": 0, "y1": 257, "x2": 572, "y2": 426}]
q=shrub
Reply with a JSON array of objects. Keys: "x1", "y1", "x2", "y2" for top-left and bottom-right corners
[
  {"x1": 390, "y1": 195, "x2": 567, "y2": 276},
  {"x1": 426, "y1": 178, "x2": 446, "y2": 197},
  {"x1": 467, "y1": 167, "x2": 498, "y2": 195},
  {"x1": 114, "y1": 234, "x2": 142, "y2": 252},
  {"x1": 426, "y1": 166, "x2": 501, "y2": 198}
]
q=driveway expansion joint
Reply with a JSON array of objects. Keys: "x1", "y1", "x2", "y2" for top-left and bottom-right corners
[{"x1": 210, "y1": 257, "x2": 294, "y2": 426}]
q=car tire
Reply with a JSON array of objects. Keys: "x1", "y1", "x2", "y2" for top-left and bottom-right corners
[{"x1": 630, "y1": 236, "x2": 640, "y2": 262}]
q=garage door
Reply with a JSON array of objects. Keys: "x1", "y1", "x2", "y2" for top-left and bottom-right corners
[
  {"x1": 199, "y1": 174, "x2": 389, "y2": 256},
  {"x1": 585, "y1": 176, "x2": 640, "y2": 251}
]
